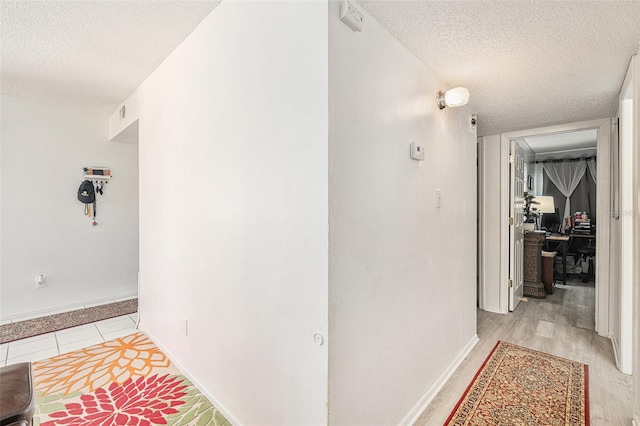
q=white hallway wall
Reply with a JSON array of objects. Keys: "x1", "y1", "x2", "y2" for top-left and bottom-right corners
[
  {"x1": 1, "y1": 95, "x2": 139, "y2": 319},
  {"x1": 328, "y1": 1, "x2": 478, "y2": 423},
  {"x1": 134, "y1": 1, "x2": 329, "y2": 424},
  {"x1": 129, "y1": 0, "x2": 476, "y2": 423}
]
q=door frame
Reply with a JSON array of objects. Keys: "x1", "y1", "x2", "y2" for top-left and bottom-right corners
[
  {"x1": 616, "y1": 53, "x2": 639, "y2": 421},
  {"x1": 618, "y1": 66, "x2": 634, "y2": 374},
  {"x1": 628, "y1": 54, "x2": 640, "y2": 426},
  {"x1": 508, "y1": 139, "x2": 525, "y2": 311},
  {"x1": 497, "y1": 118, "x2": 611, "y2": 336}
]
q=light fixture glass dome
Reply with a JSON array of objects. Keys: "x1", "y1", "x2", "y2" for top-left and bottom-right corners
[{"x1": 443, "y1": 87, "x2": 470, "y2": 108}]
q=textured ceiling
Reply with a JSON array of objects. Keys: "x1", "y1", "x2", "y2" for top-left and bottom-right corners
[
  {"x1": 2, "y1": 1, "x2": 638, "y2": 133},
  {"x1": 1, "y1": 0, "x2": 220, "y2": 116},
  {"x1": 359, "y1": 0, "x2": 640, "y2": 136},
  {"x1": 524, "y1": 129, "x2": 597, "y2": 154}
]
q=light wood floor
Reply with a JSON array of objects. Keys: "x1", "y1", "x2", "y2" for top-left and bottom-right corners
[{"x1": 414, "y1": 279, "x2": 633, "y2": 425}]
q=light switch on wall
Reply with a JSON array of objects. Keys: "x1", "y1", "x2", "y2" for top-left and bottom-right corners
[
  {"x1": 435, "y1": 189, "x2": 442, "y2": 208},
  {"x1": 410, "y1": 141, "x2": 425, "y2": 161}
]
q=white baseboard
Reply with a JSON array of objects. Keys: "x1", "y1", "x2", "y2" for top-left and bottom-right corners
[
  {"x1": 611, "y1": 334, "x2": 621, "y2": 370},
  {"x1": 1, "y1": 291, "x2": 138, "y2": 322},
  {"x1": 399, "y1": 334, "x2": 480, "y2": 426},
  {"x1": 480, "y1": 306, "x2": 505, "y2": 315},
  {"x1": 139, "y1": 325, "x2": 241, "y2": 426}
]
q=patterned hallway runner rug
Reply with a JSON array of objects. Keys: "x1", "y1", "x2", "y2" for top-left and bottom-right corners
[
  {"x1": 0, "y1": 299, "x2": 138, "y2": 344},
  {"x1": 32, "y1": 332, "x2": 230, "y2": 426},
  {"x1": 445, "y1": 341, "x2": 589, "y2": 426}
]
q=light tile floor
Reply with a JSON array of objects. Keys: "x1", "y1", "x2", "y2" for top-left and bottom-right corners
[{"x1": 1, "y1": 313, "x2": 138, "y2": 367}]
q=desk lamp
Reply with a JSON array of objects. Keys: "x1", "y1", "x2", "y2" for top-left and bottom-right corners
[{"x1": 534, "y1": 196, "x2": 556, "y2": 230}]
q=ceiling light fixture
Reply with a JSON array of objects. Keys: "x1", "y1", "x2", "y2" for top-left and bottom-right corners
[{"x1": 436, "y1": 87, "x2": 470, "y2": 109}]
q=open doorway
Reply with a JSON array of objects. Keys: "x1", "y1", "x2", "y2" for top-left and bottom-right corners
[
  {"x1": 517, "y1": 130, "x2": 598, "y2": 330},
  {"x1": 502, "y1": 120, "x2": 610, "y2": 337},
  {"x1": 478, "y1": 118, "x2": 611, "y2": 336}
]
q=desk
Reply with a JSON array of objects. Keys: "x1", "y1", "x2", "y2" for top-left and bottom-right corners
[
  {"x1": 571, "y1": 233, "x2": 596, "y2": 240},
  {"x1": 545, "y1": 234, "x2": 570, "y2": 285}
]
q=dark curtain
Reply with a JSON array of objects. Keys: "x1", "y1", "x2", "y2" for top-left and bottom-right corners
[{"x1": 543, "y1": 164, "x2": 597, "y2": 224}]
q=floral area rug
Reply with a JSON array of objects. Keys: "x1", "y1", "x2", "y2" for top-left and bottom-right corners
[
  {"x1": 445, "y1": 341, "x2": 589, "y2": 426},
  {"x1": 32, "y1": 332, "x2": 230, "y2": 426}
]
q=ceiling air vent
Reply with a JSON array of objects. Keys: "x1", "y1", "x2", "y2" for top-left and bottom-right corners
[{"x1": 119, "y1": 105, "x2": 126, "y2": 121}]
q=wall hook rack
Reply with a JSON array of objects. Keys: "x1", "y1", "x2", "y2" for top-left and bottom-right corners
[{"x1": 82, "y1": 166, "x2": 112, "y2": 182}]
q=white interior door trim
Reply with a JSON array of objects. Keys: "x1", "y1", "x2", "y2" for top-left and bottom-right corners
[
  {"x1": 498, "y1": 118, "x2": 611, "y2": 335},
  {"x1": 509, "y1": 140, "x2": 525, "y2": 311},
  {"x1": 618, "y1": 55, "x2": 637, "y2": 377},
  {"x1": 629, "y1": 53, "x2": 640, "y2": 426},
  {"x1": 498, "y1": 134, "x2": 510, "y2": 314}
]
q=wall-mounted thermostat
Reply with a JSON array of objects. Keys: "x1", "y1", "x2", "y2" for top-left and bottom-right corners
[{"x1": 410, "y1": 141, "x2": 425, "y2": 161}]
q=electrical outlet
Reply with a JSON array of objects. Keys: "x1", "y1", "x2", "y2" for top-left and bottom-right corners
[
  {"x1": 35, "y1": 274, "x2": 46, "y2": 289},
  {"x1": 182, "y1": 317, "x2": 188, "y2": 337}
]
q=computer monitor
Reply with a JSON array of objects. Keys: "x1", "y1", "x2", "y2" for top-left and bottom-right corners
[{"x1": 541, "y1": 208, "x2": 561, "y2": 232}]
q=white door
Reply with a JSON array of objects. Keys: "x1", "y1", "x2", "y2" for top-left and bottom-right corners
[{"x1": 509, "y1": 140, "x2": 525, "y2": 311}]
